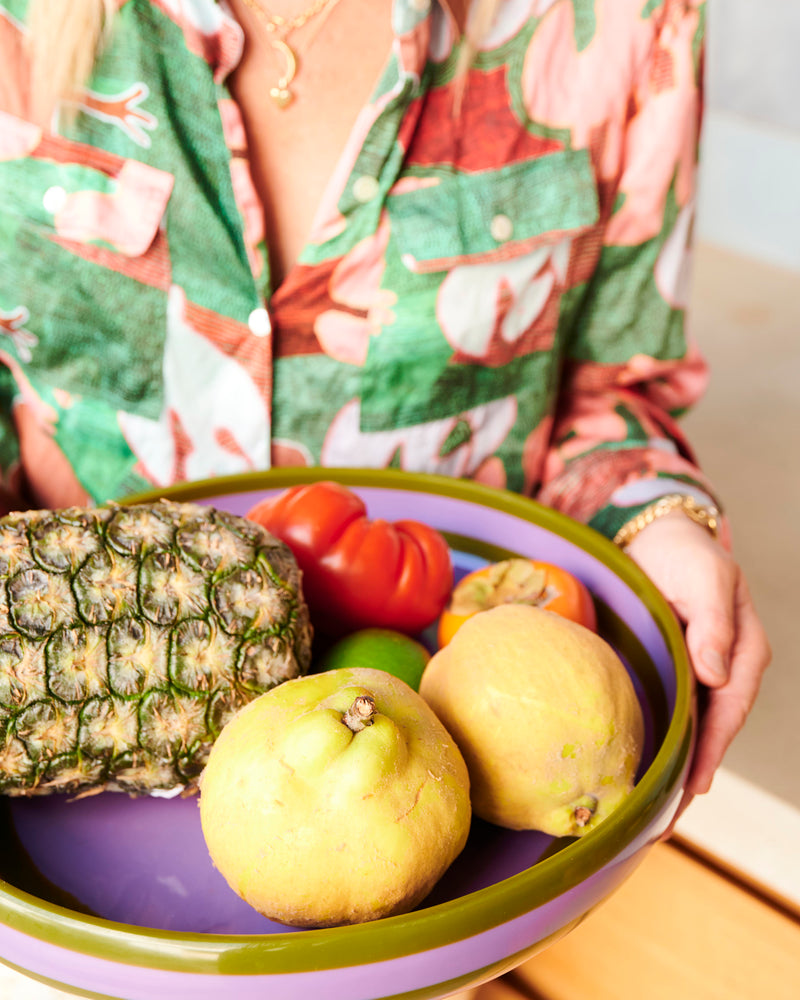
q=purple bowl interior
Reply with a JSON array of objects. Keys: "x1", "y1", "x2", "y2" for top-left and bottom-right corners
[{"x1": 0, "y1": 484, "x2": 674, "y2": 936}]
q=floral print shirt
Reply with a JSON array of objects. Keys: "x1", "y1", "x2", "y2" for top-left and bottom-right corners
[{"x1": 0, "y1": 0, "x2": 719, "y2": 539}]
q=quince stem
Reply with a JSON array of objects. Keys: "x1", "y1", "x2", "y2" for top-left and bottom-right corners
[
  {"x1": 573, "y1": 795, "x2": 598, "y2": 828},
  {"x1": 343, "y1": 694, "x2": 376, "y2": 732}
]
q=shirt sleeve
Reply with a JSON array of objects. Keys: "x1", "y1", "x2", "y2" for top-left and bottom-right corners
[{"x1": 537, "y1": 1, "x2": 723, "y2": 543}]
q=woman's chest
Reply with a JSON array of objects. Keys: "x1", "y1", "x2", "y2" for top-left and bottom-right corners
[{"x1": 225, "y1": 0, "x2": 396, "y2": 287}]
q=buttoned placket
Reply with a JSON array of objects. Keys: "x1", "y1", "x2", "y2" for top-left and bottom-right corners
[{"x1": 211, "y1": 0, "x2": 445, "y2": 469}]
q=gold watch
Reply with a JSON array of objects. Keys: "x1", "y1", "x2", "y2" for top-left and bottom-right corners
[{"x1": 613, "y1": 494, "x2": 721, "y2": 549}]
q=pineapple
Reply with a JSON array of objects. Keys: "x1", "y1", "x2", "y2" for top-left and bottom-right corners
[{"x1": 0, "y1": 500, "x2": 313, "y2": 796}]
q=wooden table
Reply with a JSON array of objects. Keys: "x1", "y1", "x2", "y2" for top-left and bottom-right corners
[{"x1": 454, "y1": 839, "x2": 800, "y2": 1000}]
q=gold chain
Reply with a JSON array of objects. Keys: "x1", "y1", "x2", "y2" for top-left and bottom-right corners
[
  {"x1": 238, "y1": 0, "x2": 345, "y2": 107},
  {"x1": 240, "y1": 0, "x2": 338, "y2": 34}
]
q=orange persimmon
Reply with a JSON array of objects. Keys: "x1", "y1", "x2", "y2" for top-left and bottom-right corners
[{"x1": 437, "y1": 558, "x2": 597, "y2": 647}]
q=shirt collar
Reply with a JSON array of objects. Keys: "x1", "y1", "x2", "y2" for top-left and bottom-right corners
[{"x1": 439, "y1": 0, "x2": 469, "y2": 36}]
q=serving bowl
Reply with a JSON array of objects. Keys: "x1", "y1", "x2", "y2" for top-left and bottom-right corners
[{"x1": 0, "y1": 469, "x2": 694, "y2": 1000}]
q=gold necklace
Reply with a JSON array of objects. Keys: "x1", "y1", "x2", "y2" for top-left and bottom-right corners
[{"x1": 239, "y1": 0, "x2": 345, "y2": 108}]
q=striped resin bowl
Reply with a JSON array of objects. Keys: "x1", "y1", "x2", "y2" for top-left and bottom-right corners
[{"x1": 0, "y1": 469, "x2": 694, "y2": 1000}]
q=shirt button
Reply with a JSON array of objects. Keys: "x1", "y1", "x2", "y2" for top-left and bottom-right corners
[
  {"x1": 43, "y1": 185, "x2": 67, "y2": 214},
  {"x1": 248, "y1": 307, "x2": 272, "y2": 338},
  {"x1": 352, "y1": 174, "x2": 380, "y2": 203},
  {"x1": 490, "y1": 213, "x2": 514, "y2": 242}
]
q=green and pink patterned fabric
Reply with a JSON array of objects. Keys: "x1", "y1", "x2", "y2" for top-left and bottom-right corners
[{"x1": 0, "y1": 0, "x2": 718, "y2": 539}]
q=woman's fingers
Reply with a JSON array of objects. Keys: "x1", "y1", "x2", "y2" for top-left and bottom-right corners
[
  {"x1": 624, "y1": 513, "x2": 771, "y2": 803},
  {"x1": 685, "y1": 576, "x2": 771, "y2": 795},
  {"x1": 679, "y1": 556, "x2": 738, "y2": 689}
]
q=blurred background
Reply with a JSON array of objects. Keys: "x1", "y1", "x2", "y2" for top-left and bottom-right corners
[
  {"x1": 684, "y1": 0, "x2": 799, "y2": 805},
  {"x1": 671, "y1": 0, "x2": 800, "y2": 910}
]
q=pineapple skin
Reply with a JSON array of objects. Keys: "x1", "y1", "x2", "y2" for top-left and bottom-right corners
[{"x1": 0, "y1": 500, "x2": 313, "y2": 797}]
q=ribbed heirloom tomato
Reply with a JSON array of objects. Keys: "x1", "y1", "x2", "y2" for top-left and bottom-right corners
[
  {"x1": 246, "y1": 481, "x2": 453, "y2": 637},
  {"x1": 437, "y1": 557, "x2": 597, "y2": 647}
]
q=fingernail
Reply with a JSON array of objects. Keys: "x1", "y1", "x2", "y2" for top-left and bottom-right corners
[{"x1": 702, "y1": 649, "x2": 727, "y2": 682}]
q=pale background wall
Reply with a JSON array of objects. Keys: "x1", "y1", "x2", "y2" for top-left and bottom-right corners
[
  {"x1": 706, "y1": 0, "x2": 800, "y2": 131},
  {"x1": 698, "y1": 0, "x2": 800, "y2": 270}
]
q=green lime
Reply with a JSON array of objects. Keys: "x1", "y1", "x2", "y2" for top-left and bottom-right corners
[{"x1": 316, "y1": 628, "x2": 431, "y2": 691}]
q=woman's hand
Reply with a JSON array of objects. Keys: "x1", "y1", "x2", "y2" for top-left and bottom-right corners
[{"x1": 624, "y1": 511, "x2": 771, "y2": 804}]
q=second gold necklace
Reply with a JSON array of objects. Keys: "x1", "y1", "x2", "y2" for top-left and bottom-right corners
[{"x1": 239, "y1": 0, "x2": 346, "y2": 108}]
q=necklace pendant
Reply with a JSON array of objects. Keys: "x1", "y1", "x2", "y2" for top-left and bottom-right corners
[
  {"x1": 268, "y1": 38, "x2": 297, "y2": 109},
  {"x1": 269, "y1": 84, "x2": 293, "y2": 108}
]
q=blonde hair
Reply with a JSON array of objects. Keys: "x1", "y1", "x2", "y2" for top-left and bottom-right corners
[
  {"x1": 27, "y1": 0, "x2": 113, "y2": 124},
  {"x1": 457, "y1": 0, "x2": 502, "y2": 76},
  {"x1": 454, "y1": 0, "x2": 502, "y2": 112}
]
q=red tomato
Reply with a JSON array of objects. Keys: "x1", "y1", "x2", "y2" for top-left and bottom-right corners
[
  {"x1": 437, "y1": 557, "x2": 597, "y2": 647},
  {"x1": 246, "y1": 481, "x2": 453, "y2": 637}
]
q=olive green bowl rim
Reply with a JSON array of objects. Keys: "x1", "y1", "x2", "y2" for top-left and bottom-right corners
[{"x1": 0, "y1": 469, "x2": 693, "y2": 975}]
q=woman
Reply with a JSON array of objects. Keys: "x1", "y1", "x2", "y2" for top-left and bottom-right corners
[{"x1": 0, "y1": 0, "x2": 769, "y2": 853}]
